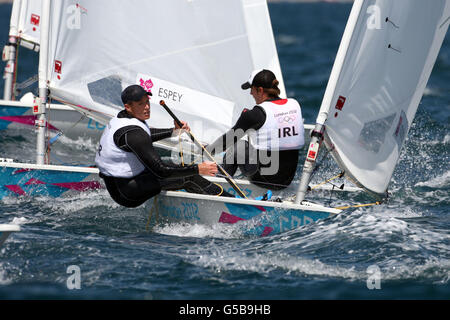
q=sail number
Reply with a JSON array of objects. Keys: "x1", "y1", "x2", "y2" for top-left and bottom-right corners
[
  {"x1": 279, "y1": 214, "x2": 314, "y2": 233},
  {"x1": 159, "y1": 201, "x2": 199, "y2": 221},
  {"x1": 181, "y1": 202, "x2": 199, "y2": 221}
]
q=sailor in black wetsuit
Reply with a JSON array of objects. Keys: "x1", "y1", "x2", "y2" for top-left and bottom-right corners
[
  {"x1": 206, "y1": 69, "x2": 305, "y2": 190},
  {"x1": 95, "y1": 85, "x2": 232, "y2": 208}
]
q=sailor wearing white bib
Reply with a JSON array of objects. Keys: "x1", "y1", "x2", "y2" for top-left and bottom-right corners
[
  {"x1": 249, "y1": 98, "x2": 304, "y2": 151},
  {"x1": 96, "y1": 85, "x2": 233, "y2": 208},
  {"x1": 96, "y1": 116, "x2": 151, "y2": 178},
  {"x1": 206, "y1": 69, "x2": 305, "y2": 190}
]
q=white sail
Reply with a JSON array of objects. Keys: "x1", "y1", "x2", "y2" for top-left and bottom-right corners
[
  {"x1": 9, "y1": 0, "x2": 42, "y2": 46},
  {"x1": 321, "y1": 0, "x2": 450, "y2": 196},
  {"x1": 44, "y1": 0, "x2": 284, "y2": 144},
  {"x1": 242, "y1": 0, "x2": 286, "y2": 97}
]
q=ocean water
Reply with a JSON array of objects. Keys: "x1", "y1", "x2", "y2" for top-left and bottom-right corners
[{"x1": 0, "y1": 2, "x2": 449, "y2": 303}]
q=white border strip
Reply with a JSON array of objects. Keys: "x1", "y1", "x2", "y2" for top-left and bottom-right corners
[
  {"x1": 0, "y1": 161, "x2": 99, "y2": 174},
  {"x1": 0, "y1": 224, "x2": 21, "y2": 232},
  {"x1": 0, "y1": 99, "x2": 76, "y2": 111},
  {"x1": 159, "y1": 190, "x2": 342, "y2": 214}
]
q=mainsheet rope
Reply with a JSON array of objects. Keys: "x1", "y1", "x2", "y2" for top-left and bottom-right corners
[{"x1": 177, "y1": 130, "x2": 224, "y2": 197}]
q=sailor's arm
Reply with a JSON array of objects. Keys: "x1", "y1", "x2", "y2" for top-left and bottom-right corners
[
  {"x1": 150, "y1": 120, "x2": 189, "y2": 142},
  {"x1": 149, "y1": 128, "x2": 174, "y2": 142},
  {"x1": 114, "y1": 126, "x2": 197, "y2": 179},
  {"x1": 206, "y1": 105, "x2": 266, "y2": 155}
]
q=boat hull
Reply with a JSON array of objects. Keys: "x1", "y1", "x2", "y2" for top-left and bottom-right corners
[
  {"x1": 0, "y1": 162, "x2": 102, "y2": 199},
  {"x1": 145, "y1": 190, "x2": 339, "y2": 237},
  {"x1": 0, "y1": 101, "x2": 105, "y2": 141},
  {"x1": 0, "y1": 163, "x2": 343, "y2": 236}
]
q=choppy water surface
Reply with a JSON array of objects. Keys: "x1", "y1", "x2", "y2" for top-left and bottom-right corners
[{"x1": 0, "y1": 2, "x2": 449, "y2": 300}]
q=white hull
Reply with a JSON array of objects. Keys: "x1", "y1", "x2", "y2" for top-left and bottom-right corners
[
  {"x1": 0, "y1": 99, "x2": 105, "y2": 141},
  {"x1": 144, "y1": 177, "x2": 343, "y2": 237}
]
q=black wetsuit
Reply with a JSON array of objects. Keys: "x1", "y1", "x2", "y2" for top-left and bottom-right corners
[
  {"x1": 100, "y1": 110, "x2": 231, "y2": 208},
  {"x1": 206, "y1": 101, "x2": 300, "y2": 190}
]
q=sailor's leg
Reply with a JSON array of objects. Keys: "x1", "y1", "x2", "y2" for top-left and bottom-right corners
[
  {"x1": 221, "y1": 140, "x2": 259, "y2": 177},
  {"x1": 236, "y1": 140, "x2": 259, "y2": 176},
  {"x1": 101, "y1": 172, "x2": 161, "y2": 208},
  {"x1": 221, "y1": 148, "x2": 238, "y2": 176},
  {"x1": 160, "y1": 175, "x2": 234, "y2": 197}
]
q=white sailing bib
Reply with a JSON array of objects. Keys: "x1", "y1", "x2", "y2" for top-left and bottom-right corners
[
  {"x1": 95, "y1": 116, "x2": 151, "y2": 178},
  {"x1": 249, "y1": 99, "x2": 304, "y2": 151}
]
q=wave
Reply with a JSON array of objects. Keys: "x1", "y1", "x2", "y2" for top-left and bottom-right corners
[
  {"x1": 276, "y1": 34, "x2": 303, "y2": 46},
  {"x1": 164, "y1": 210, "x2": 450, "y2": 284},
  {"x1": 0, "y1": 264, "x2": 13, "y2": 285},
  {"x1": 154, "y1": 222, "x2": 237, "y2": 240},
  {"x1": 415, "y1": 171, "x2": 450, "y2": 189},
  {"x1": 53, "y1": 135, "x2": 99, "y2": 153}
]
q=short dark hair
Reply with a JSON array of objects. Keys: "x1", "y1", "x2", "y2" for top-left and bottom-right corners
[{"x1": 121, "y1": 85, "x2": 152, "y2": 105}]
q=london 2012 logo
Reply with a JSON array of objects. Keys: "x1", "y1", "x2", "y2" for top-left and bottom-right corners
[{"x1": 139, "y1": 78, "x2": 154, "y2": 95}]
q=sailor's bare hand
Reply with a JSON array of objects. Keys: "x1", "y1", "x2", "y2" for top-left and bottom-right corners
[
  {"x1": 175, "y1": 120, "x2": 190, "y2": 132},
  {"x1": 198, "y1": 161, "x2": 218, "y2": 176}
]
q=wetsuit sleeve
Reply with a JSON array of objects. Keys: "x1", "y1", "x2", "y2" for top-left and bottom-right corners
[
  {"x1": 206, "y1": 105, "x2": 266, "y2": 154},
  {"x1": 113, "y1": 125, "x2": 198, "y2": 179},
  {"x1": 150, "y1": 127, "x2": 174, "y2": 142}
]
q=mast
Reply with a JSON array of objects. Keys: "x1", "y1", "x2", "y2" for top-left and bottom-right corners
[
  {"x1": 3, "y1": 0, "x2": 22, "y2": 100},
  {"x1": 36, "y1": 0, "x2": 50, "y2": 165},
  {"x1": 294, "y1": 0, "x2": 364, "y2": 204}
]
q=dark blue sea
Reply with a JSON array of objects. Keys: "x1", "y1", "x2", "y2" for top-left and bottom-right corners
[{"x1": 0, "y1": 1, "x2": 449, "y2": 306}]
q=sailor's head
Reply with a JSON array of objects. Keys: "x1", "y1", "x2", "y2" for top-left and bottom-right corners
[
  {"x1": 241, "y1": 69, "x2": 281, "y2": 104},
  {"x1": 121, "y1": 85, "x2": 152, "y2": 121}
]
